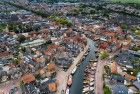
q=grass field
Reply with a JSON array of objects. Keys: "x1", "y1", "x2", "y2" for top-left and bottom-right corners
[{"x1": 109, "y1": 0, "x2": 140, "y2": 4}]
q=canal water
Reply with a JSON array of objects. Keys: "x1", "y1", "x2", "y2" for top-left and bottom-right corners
[{"x1": 70, "y1": 39, "x2": 97, "y2": 94}]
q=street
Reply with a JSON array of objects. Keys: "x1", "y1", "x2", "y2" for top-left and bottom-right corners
[
  {"x1": 95, "y1": 60, "x2": 105, "y2": 94},
  {"x1": 95, "y1": 50, "x2": 121, "y2": 94}
]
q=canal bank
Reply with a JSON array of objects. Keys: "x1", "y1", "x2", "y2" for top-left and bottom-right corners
[
  {"x1": 70, "y1": 39, "x2": 97, "y2": 94},
  {"x1": 56, "y1": 39, "x2": 89, "y2": 94}
]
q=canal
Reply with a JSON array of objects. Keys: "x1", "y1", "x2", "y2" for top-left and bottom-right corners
[{"x1": 70, "y1": 39, "x2": 97, "y2": 94}]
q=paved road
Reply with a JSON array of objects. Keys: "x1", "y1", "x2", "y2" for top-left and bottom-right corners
[
  {"x1": 95, "y1": 50, "x2": 121, "y2": 94},
  {"x1": 95, "y1": 60, "x2": 105, "y2": 94}
]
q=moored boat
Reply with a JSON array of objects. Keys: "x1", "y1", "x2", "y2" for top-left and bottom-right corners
[
  {"x1": 65, "y1": 88, "x2": 70, "y2": 94},
  {"x1": 76, "y1": 63, "x2": 80, "y2": 66},
  {"x1": 67, "y1": 75, "x2": 72, "y2": 86},
  {"x1": 82, "y1": 87, "x2": 90, "y2": 93},
  {"x1": 89, "y1": 59, "x2": 94, "y2": 62},
  {"x1": 84, "y1": 52, "x2": 88, "y2": 56},
  {"x1": 93, "y1": 59, "x2": 98, "y2": 62},
  {"x1": 82, "y1": 56, "x2": 85, "y2": 61},
  {"x1": 82, "y1": 62, "x2": 96, "y2": 94},
  {"x1": 71, "y1": 66, "x2": 77, "y2": 75}
]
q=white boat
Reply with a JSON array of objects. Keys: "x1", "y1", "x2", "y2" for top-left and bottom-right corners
[
  {"x1": 90, "y1": 78, "x2": 94, "y2": 82},
  {"x1": 84, "y1": 52, "x2": 88, "y2": 56},
  {"x1": 93, "y1": 63, "x2": 97, "y2": 67},
  {"x1": 67, "y1": 75, "x2": 72, "y2": 86},
  {"x1": 90, "y1": 87, "x2": 94, "y2": 91},
  {"x1": 77, "y1": 62, "x2": 81, "y2": 66},
  {"x1": 93, "y1": 59, "x2": 98, "y2": 62},
  {"x1": 82, "y1": 87, "x2": 90, "y2": 93},
  {"x1": 90, "y1": 82, "x2": 94, "y2": 86},
  {"x1": 89, "y1": 59, "x2": 94, "y2": 62},
  {"x1": 40, "y1": 78, "x2": 49, "y2": 84},
  {"x1": 65, "y1": 88, "x2": 70, "y2": 94},
  {"x1": 71, "y1": 66, "x2": 77, "y2": 75}
]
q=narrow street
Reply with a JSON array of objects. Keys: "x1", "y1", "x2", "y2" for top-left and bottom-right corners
[
  {"x1": 95, "y1": 50, "x2": 121, "y2": 94},
  {"x1": 95, "y1": 60, "x2": 105, "y2": 94}
]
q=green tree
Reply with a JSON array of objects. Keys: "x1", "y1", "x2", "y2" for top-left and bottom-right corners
[
  {"x1": 0, "y1": 24, "x2": 7, "y2": 31},
  {"x1": 45, "y1": 40, "x2": 52, "y2": 45},
  {"x1": 104, "y1": 65, "x2": 111, "y2": 75},
  {"x1": 20, "y1": 81, "x2": 24, "y2": 87},
  {"x1": 12, "y1": 57, "x2": 20, "y2": 65},
  {"x1": 120, "y1": 24, "x2": 128, "y2": 29},
  {"x1": 104, "y1": 85, "x2": 111, "y2": 94},
  {"x1": 100, "y1": 50, "x2": 109, "y2": 60},
  {"x1": 90, "y1": 9, "x2": 95, "y2": 14},
  {"x1": 17, "y1": 35, "x2": 26, "y2": 43}
]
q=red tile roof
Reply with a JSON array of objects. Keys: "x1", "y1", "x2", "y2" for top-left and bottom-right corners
[
  {"x1": 111, "y1": 62, "x2": 118, "y2": 73},
  {"x1": 47, "y1": 63, "x2": 56, "y2": 72},
  {"x1": 21, "y1": 74, "x2": 35, "y2": 84},
  {"x1": 48, "y1": 83, "x2": 57, "y2": 92},
  {"x1": 124, "y1": 73, "x2": 136, "y2": 81},
  {"x1": 44, "y1": 45, "x2": 61, "y2": 56},
  {"x1": 0, "y1": 51, "x2": 12, "y2": 58},
  {"x1": 104, "y1": 32, "x2": 116, "y2": 37},
  {"x1": 99, "y1": 42, "x2": 108, "y2": 50}
]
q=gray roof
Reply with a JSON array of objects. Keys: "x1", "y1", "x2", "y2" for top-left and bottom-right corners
[
  {"x1": 133, "y1": 81, "x2": 140, "y2": 90},
  {"x1": 0, "y1": 71, "x2": 7, "y2": 76},
  {"x1": 112, "y1": 84, "x2": 128, "y2": 94}
]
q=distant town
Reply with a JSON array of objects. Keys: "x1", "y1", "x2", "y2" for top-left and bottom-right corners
[{"x1": 0, "y1": 0, "x2": 140, "y2": 94}]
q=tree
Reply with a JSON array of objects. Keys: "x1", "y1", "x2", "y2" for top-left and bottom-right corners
[
  {"x1": 79, "y1": 3, "x2": 87, "y2": 8},
  {"x1": 90, "y1": 9, "x2": 95, "y2": 14},
  {"x1": 0, "y1": 24, "x2": 7, "y2": 31},
  {"x1": 45, "y1": 40, "x2": 52, "y2": 45},
  {"x1": 12, "y1": 57, "x2": 20, "y2": 65},
  {"x1": 120, "y1": 24, "x2": 128, "y2": 29},
  {"x1": 104, "y1": 65, "x2": 111, "y2": 75},
  {"x1": 45, "y1": 0, "x2": 58, "y2": 4},
  {"x1": 20, "y1": 81, "x2": 24, "y2": 87},
  {"x1": 104, "y1": 85, "x2": 111, "y2": 94},
  {"x1": 131, "y1": 45, "x2": 140, "y2": 51},
  {"x1": 52, "y1": 17, "x2": 72, "y2": 27},
  {"x1": 20, "y1": 46, "x2": 26, "y2": 52},
  {"x1": 100, "y1": 50, "x2": 109, "y2": 60},
  {"x1": 17, "y1": 35, "x2": 26, "y2": 43}
]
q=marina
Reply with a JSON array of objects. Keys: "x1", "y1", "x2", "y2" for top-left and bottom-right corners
[
  {"x1": 70, "y1": 39, "x2": 97, "y2": 94},
  {"x1": 82, "y1": 61, "x2": 97, "y2": 94}
]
